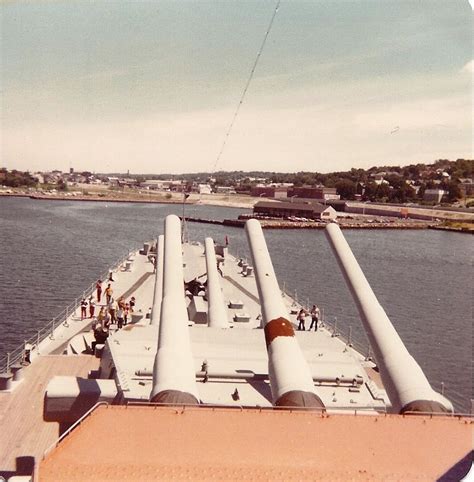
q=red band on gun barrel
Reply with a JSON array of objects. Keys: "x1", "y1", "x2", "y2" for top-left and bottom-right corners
[{"x1": 264, "y1": 317, "x2": 294, "y2": 347}]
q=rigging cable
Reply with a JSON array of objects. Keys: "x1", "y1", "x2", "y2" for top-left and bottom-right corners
[{"x1": 212, "y1": 0, "x2": 281, "y2": 172}]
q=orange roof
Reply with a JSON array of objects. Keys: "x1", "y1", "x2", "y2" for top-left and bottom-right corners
[{"x1": 39, "y1": 405, "x2": 472, "y2": 480}]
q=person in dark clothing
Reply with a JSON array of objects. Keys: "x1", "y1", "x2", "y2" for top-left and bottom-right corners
[
  {"x1": 297, "y1": 308, "x2": 307, "y2": 331},
  {"x1": 91, "y1": 322, "x2": 109, "y2": 352},
  {"x1": 80, "y1": 298, "x2": 87, "y2": 320},
  {"x1": 309, "y1": 304, "x2": 320, "y2": 331},
  {"x1": 96, "y1": 280, "x2": 102, "y2": 303}
]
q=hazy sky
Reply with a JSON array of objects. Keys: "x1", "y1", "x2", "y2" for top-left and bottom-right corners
[{"x1": 1, "y1": 1, "x2": 472, "y2": 174}]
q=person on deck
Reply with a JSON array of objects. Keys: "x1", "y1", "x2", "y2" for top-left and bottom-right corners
[
  {"x1": 97, "y1": 307, "x2": 105, "y2": 326},
  {"x1": 88, "y1": 296, "x2": 95, "y2": 318},
  {"x1": 96, "y1": 280, "x2": 102, "y2": 303},
  {"x1": 92, "y1": 320, "x2": 109, "y2": 352},
  {"x1": 124, "y1": 303, "x2": 130, "y2": 325},
  {"x1": 80, "y1": 298, "x2": 87, "y2": 320},
  {"x1": 105, "y1": 284, "x2": 113, "y2": 304},
  {"x1": 129, "y1": 296, "x2": 136, "y2": 312},
  {"x1": 108, "y1": 298, "x2": 117, "y2": 324},
  {"x1": 117, "y1": 304, "x2": 125, "y2": 329},
  {"x1": 309, "y1": 304, "x2": 320, "y2": 331},
  {"x1": 297, "y1": 308, "x2": 307, "y2": 331}
]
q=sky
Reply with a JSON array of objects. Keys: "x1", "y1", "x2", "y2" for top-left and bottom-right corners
[{"x1": 1, "y1": 0, "x2": 472, "y2": 174}]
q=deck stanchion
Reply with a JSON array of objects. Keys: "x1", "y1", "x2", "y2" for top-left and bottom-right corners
[
  {"x1": 50, "y1": 320, "x2": 55, "y2": 340},
  {"x1": 6, "y1": 353, "x2": 11, "y2": 373},
  {"x1": 366, "y1": 343, "x2": 372, "y2": 361},
  {"x1": 348, "y1": 326, "x2": 353, "y2": 347},
  {"x1": 37, "y1": 330, "x2": 41, "y2": 352},
  {"x1": 332, "y1": 317, "x2": 338, "y2": 337}
]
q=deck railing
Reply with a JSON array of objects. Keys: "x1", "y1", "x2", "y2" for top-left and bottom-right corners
[{"x1": 0, "y1": 250, "x2": 134, "y2": 374}]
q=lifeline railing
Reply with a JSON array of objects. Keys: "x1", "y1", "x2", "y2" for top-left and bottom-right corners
[{"x1": 0, "y1": 249, "x2": 135, "y2": 374}]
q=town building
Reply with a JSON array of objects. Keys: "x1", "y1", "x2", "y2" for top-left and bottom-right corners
[
  {"x1": 253, "y1": 200, "x2": 337, "y2": 221},
  {"x1": 251, "y1": 186, "x2": 288, "y2": 198},
  {"x1": 287, "y1": 186, "x2": 340, "y2": 201},
  {"x1": 423, "y1": 189, "x2": 446, "y2": 203},
  {"x1": 198, "y1": 184, "x2": 212, "y2": 194}
]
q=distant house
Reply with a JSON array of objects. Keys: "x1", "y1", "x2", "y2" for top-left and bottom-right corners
[
  {"x1": 424, "y1": 189, "x2": 445, "y2": 203},
  {"x1": 215, "y1": 186, "x2": 236, "y2": 194},
  {"x1": 251, "y1": 186, "x2": 288, "y2": 198},
  {"x1": 142, "y1": 180, "x2": 168, "y2": 190},
  {"x1": 253, "y1": 200, "x2": 337, "y2": 220},
  {"x1": 198, "y1": 184, "x2": 212, "y2": 195}
]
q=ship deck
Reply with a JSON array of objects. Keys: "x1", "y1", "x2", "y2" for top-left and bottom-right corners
[
  {"x1": 39, "y1": 405, "x2": 473, "y2": 481},
  {"x1": 0, "y1": 355, "x2": 99, "y2": 478}
]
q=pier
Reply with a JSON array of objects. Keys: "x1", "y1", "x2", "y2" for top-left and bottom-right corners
[{"x1": 183, "y1": 216, "x2": 437, "y2": 230}]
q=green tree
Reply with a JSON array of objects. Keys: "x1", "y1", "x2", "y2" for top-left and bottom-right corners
[
  {"x1": 57, "y1": 179, "x2": 68, "y2": 191},
  {"x1": 335, "y1": 179, "x2": 356, "y2": 200},
  {"x1": 446, "y1": 180, "x2": 462, "y2": 201}
]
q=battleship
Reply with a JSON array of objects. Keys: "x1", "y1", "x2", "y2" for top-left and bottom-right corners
[{"x1": 0, "y1": 214, "x2": 471, "y2": 480}]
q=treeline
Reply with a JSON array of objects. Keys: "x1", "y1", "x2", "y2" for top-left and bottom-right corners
[
  {"x1": 151, "y1": 158, "x2": 472, "y2": 202},
  {"x1": 0, "y1": 168, "x2": 38, "y2": 188}
]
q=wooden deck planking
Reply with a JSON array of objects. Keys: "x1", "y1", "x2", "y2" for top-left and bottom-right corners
[{"x1": 0, "y1": 355, "x2": 99, "y2": 473}]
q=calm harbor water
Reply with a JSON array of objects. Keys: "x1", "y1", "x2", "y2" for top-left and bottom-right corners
[{"x1": 0, "y1": 197, "x2": 471, "y2": 412}]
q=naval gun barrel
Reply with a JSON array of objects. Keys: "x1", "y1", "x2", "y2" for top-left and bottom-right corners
[
  {"x1": 204, "y1": 238, "x2": 229, "y2": 328},
  {"x1": 150, "y1": 234, "x2": 164, "y2": 326},
  {"x1": 245, "y1": 219, "x2": 324, "y2": 408},
  {"x1": 150, "y1": 215, "x2": 199, "y2": 405},
  {"x1": 325, "y1": 222, "x2": 452, "y2": 414}
]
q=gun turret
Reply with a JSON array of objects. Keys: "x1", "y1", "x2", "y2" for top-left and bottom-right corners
[
  {"x1": 204, "y1": 238, "x2": 229, "y2": 328},
  {"x1": 150, "y1": 234, "x2": 164, "y2": 326},
  {"x1": 245, "y1": 219, "x2": 324, "y2": 408},
  {"x1": 325, "y1": 222, "x2": 452, "y2": 414},
  {"x1": 150, "y1": 215, "x2": 199, "y2": 405}
]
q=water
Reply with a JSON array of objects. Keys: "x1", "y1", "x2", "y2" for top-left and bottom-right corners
[{"x1": 0, "y1": 197, "x2": 471, "y2": 412}]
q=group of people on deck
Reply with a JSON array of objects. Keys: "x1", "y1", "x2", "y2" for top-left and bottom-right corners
[
  {"x1": 79, "y1": 273, "x2": 137, "y2": 352},
  {"x1": 297, "y1": 304, "x2": 320, "y2": 331}
]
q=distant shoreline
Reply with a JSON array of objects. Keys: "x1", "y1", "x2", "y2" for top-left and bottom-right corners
[{"x1": 1, "y1": 192, "x2": 472, "y2": 233}]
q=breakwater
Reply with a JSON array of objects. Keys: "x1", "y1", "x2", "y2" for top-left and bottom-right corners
[{"x1": 183, "y1": 216, "x2": 433, "y2": 230}]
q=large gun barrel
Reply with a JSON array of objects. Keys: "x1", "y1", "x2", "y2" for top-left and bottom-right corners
[
  {"x1": 150, "y1": 234, "x2": 164, "y2": 326},
  {"x1": 150, "y1": 215, "x2": 199, "y2": 405},
  {"x1": 325, "y1": 222, "x2": 452, "y2": 414},
  {"x1": 204, "y1": 238, "x2": 229, "y2": 328},
  {"x1": 245, "y1": 219, "x2": 324, "y2": 408}
]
